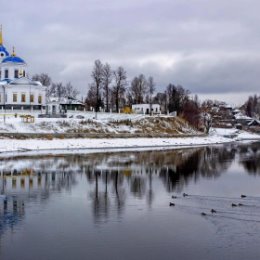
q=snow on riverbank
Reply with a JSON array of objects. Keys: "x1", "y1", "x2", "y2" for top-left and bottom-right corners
[
  {"x1": 210, "y1": 128, "x2": 260, "y2": 140},
  {"x1": 0, "y1": 136, "x2": 231, "y2": 156},
  {"x1": 0, "y1": 112, "x2": 195, "y2": 135},
  {"x1": 0, "y1": 128, "x2": 259, "y2": 157}
]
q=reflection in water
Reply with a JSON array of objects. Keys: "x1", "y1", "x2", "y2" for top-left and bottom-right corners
[
  {"x1": 0, "y1": 142, "x2": 259, "y2": 238},
  {"x1": 238, "y1": 143, "x2": 260, "y2": 175},
  {"x1": 0, "y1": 169, "x2": 77, "y2": 236}
]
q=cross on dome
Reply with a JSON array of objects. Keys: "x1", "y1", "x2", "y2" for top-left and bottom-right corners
[{"x1": 12, "y1": 46, "x2": 16, "y2": 57}]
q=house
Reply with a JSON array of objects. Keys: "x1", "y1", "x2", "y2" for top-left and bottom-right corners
[
  {"x1": 234, "y1": 113, "x2": 253, "y2": 125},
  {"x1": 132, "y1": 104, "x2": 161, "y2": 115},
  {"x1": 59, "y1": 97, "x2": 85, "y2": 111},
  {"x1": 44, "y1": 96, "x2": 84, "y2": 117},
  {"x1": 248, "y1": 119, "x2": 260, "y2": 127}
]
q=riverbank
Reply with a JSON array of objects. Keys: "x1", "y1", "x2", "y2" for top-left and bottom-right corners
[
  {"x1": 0, "y1": 111, "x2": 259, "y2": 157},
  {"x1": 0, "y1": 112, "x2": 198, "y2": 136},
  {"x1": 0, "y1": 128, "x2": 259, "y2": 158}
]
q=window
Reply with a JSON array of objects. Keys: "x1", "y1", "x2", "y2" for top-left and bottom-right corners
[
  {"x1": 23, "y1": 70, "x2": 26, "y2": 77},
  {"x1": 38, "y1": 95, "x2": 42, "y2": 104},
  {"x1": 21, "y1": 93, "x2": 26, "y2": 102},
  {"x1": 13, "y1": 93, "x2": 17, "y2": 102},
  {"x1": 14, "y1": 70, "x2": 19, "y2": 78},
  {"x1": 4, "y1": 69, "x2": 8, "y2": 79},
  {"x1": 0, "y1": 94, "x2": 1, "y2": 103},
  {"x1": 30, "y1": 94, "x2": 34, "y2": 103}
]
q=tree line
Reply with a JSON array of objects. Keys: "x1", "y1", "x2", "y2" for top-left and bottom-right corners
[
  {"x1": 86, "y1": 59, "x2": 200, "y2": 126},
  {"x1": 243, "y1": 94, "x2": 260, "y2": 119},
  {"x1": 33, "y1": 61, "x2": 202, "y2": 128},
  {"x1": 85, "y1": 60, "x2": 156, "y2": 113}
]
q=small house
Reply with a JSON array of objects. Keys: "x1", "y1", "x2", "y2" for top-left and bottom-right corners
[{"x1": 132, "y1": 104, "x2": 161, "y2": 115}]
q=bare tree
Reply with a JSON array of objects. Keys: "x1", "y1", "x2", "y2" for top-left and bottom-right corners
[
  {"x1": 102, "y1": 63, "x2": 113, "y2": 112},
  {"x1": 154, "y1": 92, "x2": 167, "y2": 114},
  {"x1": 64, "y1": 82, "x2": 79, "y2": 98},
  {"x1": 182, "y1": 98, "x2": 200, "y2": 128},
  {"x1": 53, "y1": 82, "x2": 66, "y2": 99},
  {"x1": 32, "y1": 73, "x2": 52, "y2": 87},
  {"x1": 130, "y1": 74, "x2": 147, "y2": 104},
  {"x1": 32, "y1": 73, "x2": 79, "y2": 99},
  {"x1": 32, "y1": 73, "x2": 52, "y2": 96},
  {"x1": 85, "y1": 84, "x2": 98, "y2": 110},
  {"x1": 147, "y1": 76, "x2": 156, "y2": 115},
  {"x1": 113, "y1": 66, "x2": 127, "y2": 113},
  {"x1": 91, "y1": 60, "x2": 104, "y2": 115},
  {"x1": 126, "y1": 90, "x2": 134, "y2": 107},
  {"x1": 203, "y1": 113, "x2": 212, "y2": 134},
  {"x1": 166, "y1": 84, "x2": 189, "y2": 114}
]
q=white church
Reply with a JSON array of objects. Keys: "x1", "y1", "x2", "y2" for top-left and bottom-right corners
[{"x1": 0, "y1": 27, "x2": 46, "y2": 111}]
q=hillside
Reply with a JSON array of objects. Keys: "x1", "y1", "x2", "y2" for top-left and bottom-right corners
[{"x1": 0, "y1": 112, "x2": 200, "y2": 138}]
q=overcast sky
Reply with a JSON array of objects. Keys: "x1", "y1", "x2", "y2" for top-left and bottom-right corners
[{"x1": 1, "y1": 0, "x2": 260, "y2": 105}]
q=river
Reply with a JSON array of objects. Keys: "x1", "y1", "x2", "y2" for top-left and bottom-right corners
[{"x1": 0, "y1": 142, "x2": 260, "y2": 260}]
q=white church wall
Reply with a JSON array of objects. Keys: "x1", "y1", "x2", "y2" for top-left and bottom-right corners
[
  {"x1": 0, "y1": 63, "x2": 27, "y2": 80},
  {"x1": 2, "y1": 85, "x2": 46, "y2": 106}
]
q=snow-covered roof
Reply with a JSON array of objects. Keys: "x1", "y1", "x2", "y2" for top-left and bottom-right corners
[
  {"x1": 248, "y1": 119, "x2": 260, "y2": 126},
  {"x1": 234, "y1": 113, "x2": 252, "y2": 120},
  {"x1": 8, "y1": 77, "x2": 42, "y2": 86},
  {"x1": 233, "y1": 109, "x2": 241, "y2": 113},
  {"x1": 0, "y1": 80, "x2": 8, "y2": 85}
]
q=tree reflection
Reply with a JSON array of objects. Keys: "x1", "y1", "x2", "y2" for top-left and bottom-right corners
[
  {"x1": 0, "y1": 142, "x2": 260, "y2": 228},
  {"x1": 238, "y1": 142, "x2": 260, "y2": 175},
  {"x1": 130, "y1": 176, "x2": 146, "y2": 198},
  {"x1": 146, "y1": 169, "x2": 154, "y2": 208},
  {"x1": 159, "y1": 146, "x2": 235, "y2": 192}
]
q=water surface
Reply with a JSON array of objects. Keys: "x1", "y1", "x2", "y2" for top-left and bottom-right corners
[{"x1": 0, "y1": 142, "x2": 260, "y2": 260}]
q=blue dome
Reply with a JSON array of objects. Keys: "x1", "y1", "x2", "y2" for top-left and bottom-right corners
[
  {"x1": 2, "y1": 55, "x2": 25, "y2": 64},
  {"x1": 0, "y1": 45, "x2": 9, "y2": 56}
]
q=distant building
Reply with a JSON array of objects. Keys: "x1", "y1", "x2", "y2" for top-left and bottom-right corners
[
  {"x1": 45, "y1": 96, "x2": 85, "y2": 117},
  {"x1": 132, "y1": 104, "x2": 161, "y2": 114},
  {"x1": 0, "y1": 26, "x2": 46, "y2": 110},
  {"x1": 234, "y1": 113, "x2": 253, "y2": 125}
]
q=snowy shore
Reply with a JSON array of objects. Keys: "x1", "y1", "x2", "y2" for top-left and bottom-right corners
[{"x1": 0, "y1": 128, "x2": 259, "y2": 158}]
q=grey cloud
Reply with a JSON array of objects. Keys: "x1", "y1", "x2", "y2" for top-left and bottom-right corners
[{"x1": 1, "y1": 0, "x2": 260, "y2": 103}]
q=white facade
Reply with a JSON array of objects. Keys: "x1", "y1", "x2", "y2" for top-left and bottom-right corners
[
  {"x1": 0, "y1": 60, "x2": 27, "y2": 81},
  {"x1": 0, "y1": 78, "x2": 46, "y2": 109},
  {"x1": 0, "y1": 28, "x2": 46, "y2": 110},
  {"x1": 132, "y1": 104, "x2": 161, "y2": 114}
]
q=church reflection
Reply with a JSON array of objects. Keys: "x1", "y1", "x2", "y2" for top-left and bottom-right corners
[
  {"x1": 0, "y1": 142, "x2": 259, "y2": 232},
  {"x1": 0, "y1": 165, "x2": 77, "y2": 236}
]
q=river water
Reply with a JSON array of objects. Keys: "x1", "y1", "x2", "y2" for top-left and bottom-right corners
[{"x1": 0, "y1": 142, "x2": 260, "y2": 260}]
